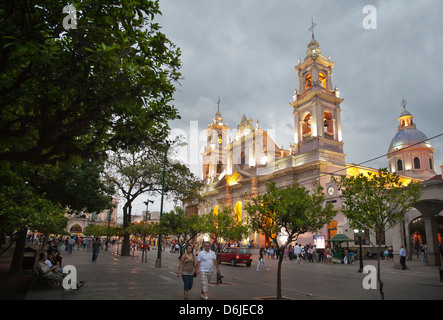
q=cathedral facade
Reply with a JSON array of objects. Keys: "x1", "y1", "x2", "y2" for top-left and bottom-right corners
[{"x1": 197, "y1": 32, "x2": 441, "y2": 262}]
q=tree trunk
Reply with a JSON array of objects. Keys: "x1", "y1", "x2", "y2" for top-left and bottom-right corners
[
  {"x1": 121, "y1": 203, "x2": 132, "y2": 256},
  {"x1": 377, "y1": 244, "x2": 384, "y2": 300},
  {"x1": 9, "y1": 228, "x2": 27, "y2": 275}
]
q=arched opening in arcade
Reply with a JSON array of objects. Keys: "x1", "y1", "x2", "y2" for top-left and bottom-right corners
[
  {"x1": 406, "y1": 197, "x2": 443, "y2": 266},
  {"x1": 69, "y1": 224, "x2": 82, "y2": 236}
]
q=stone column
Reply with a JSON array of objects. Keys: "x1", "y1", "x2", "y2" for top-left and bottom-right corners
[
  {"x1": 422, "y1": 215, "x2": 441, "y2": 266},
  {"x1": 392, "y1": 221, "x2": 406, "y2": 269}
]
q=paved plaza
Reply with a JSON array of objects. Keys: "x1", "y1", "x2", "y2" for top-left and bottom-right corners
[{"x1": 22, "y1": 245, "x2": 442, "y2": 301}]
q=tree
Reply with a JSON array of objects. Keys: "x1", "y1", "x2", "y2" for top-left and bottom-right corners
[
  {"x1": 202, "y1": 205, "x2": 250, "y2": 255},
  {"x1": 126, "y1": 221, "x2": 158, "y2": 262},
  {"x1": 104, "y1": 144, "x2": 202, "y2": 256},
  {"x1": 160, "y1": 207, "x2": 204, "y2": 251},
  {"x1": 245, "y1": 181, "x2": 336, "y2": 300},
  {"x1": 0, "y1": 0, "x2": 181, "y2": 164},
  {"x1": 0, "y1": 154, "x2": 114, "y2": 273},
  {"x1": 36, "y1": 157, "x2": 115, "y2": 214},
  {"x1": 0, "y1": 0, "x2": 181, "y2": 272},
  {"x1": 0, "y1": 181, "x2": 67, "y2": 274},
  {"x1": 335, "y1": 168, "x2": 422, "y2": 300}
]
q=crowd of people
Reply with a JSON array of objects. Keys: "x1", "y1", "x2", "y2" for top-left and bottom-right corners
[{"x1": 262, "y1": 243, "x2": 334, "y2": 263}]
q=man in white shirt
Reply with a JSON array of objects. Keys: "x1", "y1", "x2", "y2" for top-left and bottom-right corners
[
  {"x1": 196, "y1": 241, "x2": 220, "y2": 300},
  {"x1": 399, "y1": 246, "x2": 408, "y2": 270},
  {"x1": 294, "y1": 244, "x2": 303, "y2": 263}
]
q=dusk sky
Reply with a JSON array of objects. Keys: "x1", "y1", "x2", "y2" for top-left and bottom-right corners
[{"x1": 127, "y1": 0, "x2": 443, "y2": 215}]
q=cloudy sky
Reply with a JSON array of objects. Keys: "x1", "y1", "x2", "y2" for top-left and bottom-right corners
[{"x1": 128, "y1": 0, "x2": 443, "y2": 215}]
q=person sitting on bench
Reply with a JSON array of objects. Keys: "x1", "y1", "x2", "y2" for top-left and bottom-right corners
[{"x1": 34, "y1": 252, "x2": 64, "y2": 286}]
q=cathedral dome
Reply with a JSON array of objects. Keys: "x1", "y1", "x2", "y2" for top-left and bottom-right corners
[
  {"x1": 388, "y1": 102, "x2": 431, "y2": 152},
  {"x1": 388, "y1": 127, "x2": 430, "y2": 152},
  {"x1": 387, "y1": 100, "x2": 436, "y2": 180}
]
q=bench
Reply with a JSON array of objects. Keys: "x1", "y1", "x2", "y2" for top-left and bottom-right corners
[
  {"x1": 33, "y1": 268, "x2": 59, "y2": 288},
  {"x1": 22, "y1": 247, "x2": 37, "y2": 271}
]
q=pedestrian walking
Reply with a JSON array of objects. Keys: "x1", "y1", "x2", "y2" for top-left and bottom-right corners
[
  {"x1": 195, "y1": 241, "x2": 220, "y2": 300},
  {"x1": 414, "y1": 241, "x2": 420, "y2": 259},
  {"x1": 256, "y1": 247, "x2": 270, "y2": 272},
  {"x1": 343, "y1": 248, "x2": 348, "y2": 264},
  {"x1": 399, "y1": 246, "x2": 408, "y2": 270},
  {"x1": 383, "y1": 246, "x2": 389, "y2": 261},
  {"x1": 388, "y1": 246, "x2": 393, "y2": 262},
  {"x1": 421, "y1": 244, "x2": 428, "y2": 264},
  {"x1": 325, "y1": 247, "x2": 332, "y2": 263},
  {"x1": 294, "y1": 244, "x2": 303, "y2": 263},
  {"x1": 177, "y1": 244, "x2": 197, "y2": 300},
  {"x1": 308, "y1": 245, "x2": 314, "y2": 263},
  {"x1": 313, "y1": 245, "x2": 318, "y2": 262},
  {"x1": 91, "y1": 237, "x2": 103, "y2": 262},
  {"x1": 66, "y1": 237, "x2": 74, "y2": 254}
]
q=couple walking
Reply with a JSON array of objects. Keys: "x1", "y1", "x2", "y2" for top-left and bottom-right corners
[{"x1": 177, "y1": 241, "x2": 221, "y2": 300}]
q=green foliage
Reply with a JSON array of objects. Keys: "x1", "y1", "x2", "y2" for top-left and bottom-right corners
[
  {"x1": 245, "y1": 181, "x2": 336, "y2": 247},
  {"x1": 1, "y1": 0, "x2": 182, "y2": 164},
  {"x1": 84, "y1": 224, "x2": 114, "y2": 237},
  {"x1": 202, "y1": 205, "x2": 250, "y2": 252},
  {"x1": 0, "y1": 180, "x2": 67, "y2": 235},
  {"x1": 126, "y1": 221, "x2": 158, "y2": 238},
  {"x1": 335, "y1": 168, "x2": 422, "y2": 238},
  {"x1": 0, "y1": 0, "x2": 181, "y2": 263},
  {"x1": 159, "y1": 206, "x2": 204, "y2": 245},
  {"x1": 335, "y1": 168, "x2": 422, "y2": 300},
  {"x1": 245, "y1": 181, "x2": 335, "y2": 300}
]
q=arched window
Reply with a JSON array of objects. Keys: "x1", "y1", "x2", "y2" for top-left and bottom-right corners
[
  {"x1": 319, "y1": 72, "x2": 326, "y2": 88},
  {"x1": 302, "y1": 113, "x2": 311, "y2": 137},
  {"x1": 429, "y1": 158, "x2": 433, "y2": 170},
  {"x1": 323, "y1": 111, "x2": 333, "y2": 135},
  {"x1": 305, "y1": 74, "x2": 312, "y2": 90},
  {"x1": 397, "y1": 159, "x2": 403, "y2": 171},
  {"x1": 234, "y1": 202, "x2": 242, "y2": 223},
  {"x1": 413, "y1": 157, "x2": 421, "y2": 169}
]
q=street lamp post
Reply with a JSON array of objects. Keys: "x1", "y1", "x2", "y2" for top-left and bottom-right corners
[
  {"x1": 105, "y1": 209, "x2": 112, "y2": 251},
  {"x1": 154, "y1": 137, "x2": 187, "y2": 268},
  {"x1": 155, "y1": 145, "x2": 168, "y2": 268},
  {"x1": 141, "y1": 198, "x2": 154, "y2": 263}
]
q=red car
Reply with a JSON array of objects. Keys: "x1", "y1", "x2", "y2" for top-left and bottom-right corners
[{"x1": 217, "y1": 247, "x2": 253, "y2": 267}]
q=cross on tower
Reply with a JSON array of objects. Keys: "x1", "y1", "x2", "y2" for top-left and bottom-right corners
[
  {"x1": 309, "y1": 15, "x2": 317, "y2": 38},
  {"x1": 217, "y1": 94, "x2": 221, "y2": 112},
  {"x1": 401, "y1": 97, "x2": 407, "y2": 109}
]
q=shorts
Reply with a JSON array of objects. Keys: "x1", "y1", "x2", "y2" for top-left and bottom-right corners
[{"x1": 200, "y1": 271, "x2": 212, "y2": 292}]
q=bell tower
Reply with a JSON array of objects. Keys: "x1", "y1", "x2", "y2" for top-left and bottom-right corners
[
  {"x1": 290, "y1": 20, "x2": 345, "y2": 165},
  {"x1": 202, "y1": 97, "x2": 230, "y2": 184}
]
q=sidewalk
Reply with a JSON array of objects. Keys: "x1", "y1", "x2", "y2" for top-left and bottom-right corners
[
  {"x1": 21, "y1": 246, "x2": 442, "y2": 300},
  {"x1": 25, "y1": 246, "x2": 188, "y2": 300}
]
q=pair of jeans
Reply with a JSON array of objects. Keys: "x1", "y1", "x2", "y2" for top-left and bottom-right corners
[
  {"x1": 92, "y1": 249, "x2": 99, "y2": 262},
  {"x1": 182, "y1": 275, "x2": 194, "y2": 291},
  {"x1": 256, "y1": 258, "x2": 269, "y2": 271}
]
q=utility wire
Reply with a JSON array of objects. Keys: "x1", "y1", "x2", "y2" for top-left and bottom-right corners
[{"x1": 294, "y1": 132, "x2": 443, "y2": 185}]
